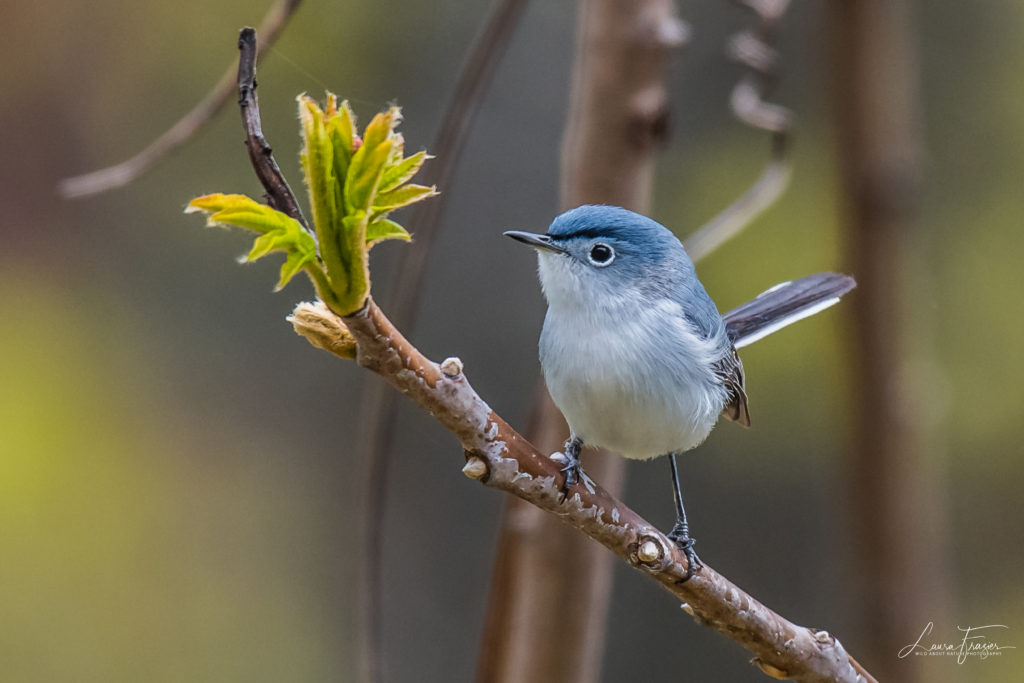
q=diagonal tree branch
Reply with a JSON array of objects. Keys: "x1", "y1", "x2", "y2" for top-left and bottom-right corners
[
  {"x1": 287, "y1": 299, "x2": 878, "y2": 683},
  {"x1": 57, "y1": 0, "x2": 304, "y2": 199}
]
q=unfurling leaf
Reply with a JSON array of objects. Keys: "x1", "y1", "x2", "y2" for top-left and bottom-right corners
[
  {"x1": 372, "y1": 184, "x2": 437, "y2": 214},
  {"x1": 186, "y1": 194, "x2": 317, "y2": 289},
  {"x1": 366, "y1": 218, "x2": 411, "y2": 247},
  {"x1": 327, "y1": 99, "x2": 358, "y2": 185},
  {"x1": 345, "y1": 128, "x2": 393, "y2": 214},
  {"x1": 189, "y1": 91, "x2": 436, "y2": 316},
  {"x1": 380, "y1": 151, "x2": 430, "y2": 194},
  {"x1": 299, "y1": 96, "x2": 341, "y2": 245}
]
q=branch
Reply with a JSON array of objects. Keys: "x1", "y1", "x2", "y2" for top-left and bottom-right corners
[
  {"x1": 237, "y1": 28, "x2": 309, "y2": 232},
  {"x1": 683, "y1": 0, "x2": 793, "y2": 261},
  {"x1": 57, "y1": 0, "x2": 304, "y2": 199},
  {"x1": 288, "y1": 300, "x2": 877, "y2": 683}
]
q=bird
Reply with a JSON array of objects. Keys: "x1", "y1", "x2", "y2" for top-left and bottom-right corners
[{"x1": 504, "y1": 204, "x2": 855, "y2": 581}]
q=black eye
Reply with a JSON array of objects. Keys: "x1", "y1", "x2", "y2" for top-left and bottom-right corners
[{"x1": 588, "y1": 243, "x2": 614, "y2": 266}]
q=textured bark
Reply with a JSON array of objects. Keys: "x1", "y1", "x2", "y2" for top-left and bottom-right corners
[
  {"x1": 288, "y1": 299, "x2": 877, "y2": 683},
  {"x1": 475, "y1": 2, "x2": 686, "y2": 681},
  {"x1": 826, "y1": 2, "x2": 950, "y2": 681}
]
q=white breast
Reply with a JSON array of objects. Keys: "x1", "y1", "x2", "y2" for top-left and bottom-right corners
[{"x1": 539, "y1": 293, "x2": 728, "y2": 460}]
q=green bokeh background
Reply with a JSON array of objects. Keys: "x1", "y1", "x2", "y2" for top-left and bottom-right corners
[{"x1": 1, "y1": 1, "x2": 1021, "y2": 681}]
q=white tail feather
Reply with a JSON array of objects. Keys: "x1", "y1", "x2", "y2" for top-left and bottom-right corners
[{"x1": 733, "y1": 296, "x2": 841, "y2": 349}]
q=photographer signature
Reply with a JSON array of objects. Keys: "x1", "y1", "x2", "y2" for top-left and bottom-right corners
[{"x1": 899, "y1": 622, "x2": 1015, "y2": 664}]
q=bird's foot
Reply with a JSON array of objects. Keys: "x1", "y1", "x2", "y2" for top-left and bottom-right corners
[
  {"x1": 667, "y1": 519, "x2": 703, "y2": 583},
  {"x1": 553, "y1": 437, "x2": 584, "y2": 502}
]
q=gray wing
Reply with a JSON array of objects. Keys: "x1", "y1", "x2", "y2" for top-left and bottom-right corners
[
  {"x1": 684, "y1": 310, "x2": 750, "y2": 428},
  {"x1": 714, "y1": 346, "x2": 750, "y2": 427}
]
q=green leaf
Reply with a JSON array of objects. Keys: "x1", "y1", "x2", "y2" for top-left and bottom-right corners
[
  {"x1": 379, "y1": 151, "x2": 429, "y2": 194},
  {"x1": 299, "y1": 95, "x2": 340, "y2": 242},
  {"x1": 186, "y1": 193, "x2": 317, "y2": 290},
  {"x1": 187, "y1": 194, "x2": 297, "y2": 233},
  {"x1": 327, "y1": 100, "x2": 358, "y2": 186},
  {"x1": 388, "y1": 133, "x2": 405, "y2": 165},
  {"x1": 360, "y1": 107, "x2": 398, "y2": 156},
  {"x1": 366, "y1": 218, "x2": 411, "y2": 247},
  {"x1": 277, "y1": 250, "x2": 312, "y2": 291},
  {"x1": 345, "y1": 137, "x2": 393, "y2": 214},
  {"x1": 372, "y1": 184, "x2": 437, "y2": 213}
]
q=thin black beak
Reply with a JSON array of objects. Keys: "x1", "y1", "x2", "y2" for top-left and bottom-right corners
[{"x1": 503, "y1": 230, "x2": 567, "y2": 254}]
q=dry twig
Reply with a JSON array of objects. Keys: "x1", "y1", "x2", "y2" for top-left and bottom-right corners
[
  {"x1": 237, "y1": 28, "x2": 309, "y2": 232},
  {"x1": 57, "y1": 0, "x2": 304, "y2": 199},
  {"x1": 683, "y1": 0, "x2": 794, "y2": 261}
]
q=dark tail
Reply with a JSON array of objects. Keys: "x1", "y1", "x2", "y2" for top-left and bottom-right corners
[{"x1": 723, "y1": 272, "x2": 856, "y2": 349}]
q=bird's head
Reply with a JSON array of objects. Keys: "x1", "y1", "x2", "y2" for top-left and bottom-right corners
[{"x1": 505, "y1": 205, "x2": 694, "y2": 310}]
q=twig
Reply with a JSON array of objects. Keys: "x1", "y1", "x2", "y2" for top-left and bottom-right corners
[
  {"x1": 237, "y1": 28, "x2": 309, "y2": 232},
  {"x1": 683, "y1": 0, "x2": 793, "y2": 261},
  {"x1": 286, "y1": 299, "x2": 878, "y2": 683},
  {"x1": 57, "y1": 0, "x2": 304, "y2": 199},
  {"x1": 351, "y1": 2, "x2": 529, "y2": 681}
]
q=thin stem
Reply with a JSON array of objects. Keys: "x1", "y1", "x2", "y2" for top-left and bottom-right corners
[
  {"x1": 58, "y1": 0, "x2": 305, "y2": 199},
  {"x1": 683, "y1": 0, "x2": 794, "y2": 260},
  {"x1": 304, "y1": 265, "x2": 335, "y2": 307},
  {"x1": 237, "y1": 28, "x2": 310, "y2": 232}
]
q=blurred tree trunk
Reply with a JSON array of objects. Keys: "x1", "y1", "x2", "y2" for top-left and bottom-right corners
[
  {"x1": 827, "y1": 2, "x2": 951, "y2": 681},
  {"x1": 474, "y1": 1, "x2": 684, "y2": 681}
]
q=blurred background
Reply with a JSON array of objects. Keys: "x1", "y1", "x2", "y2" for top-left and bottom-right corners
[{"x1": 1, "y1": 0, "x2": 1021, "y2": 681}]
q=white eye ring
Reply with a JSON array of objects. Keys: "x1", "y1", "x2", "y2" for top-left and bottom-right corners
[{"x1": 588, "y1": 243, "x2": 615, "y2": 266}]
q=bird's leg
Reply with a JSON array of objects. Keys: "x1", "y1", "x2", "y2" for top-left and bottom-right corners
[
  {"x1": 666, "y1": 452, "x2": 703, "y2": 582},
  {"x1": 558, "y1": 436, "x2": 584, "y2": 499}
]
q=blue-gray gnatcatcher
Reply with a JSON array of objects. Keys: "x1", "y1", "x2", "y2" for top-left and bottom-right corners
[{"x1": 505, "y1": 204, "x2": 855, "y2": 580}]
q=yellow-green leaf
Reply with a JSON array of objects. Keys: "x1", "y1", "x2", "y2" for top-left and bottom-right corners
[
  {"x1": 299, "y1": 95, "x2": 340, "y2": 239},
  {"x1": 186, "y1": 194, "x2": 300, "y2": 235},
  {"x1": 379, "y1": 151, "x2": 429, "y2": 194},
  {"x1": 186, "y1": 193, "x2": 317, "y2": 292},
  {"x1": 366, "y1": 218, "x2": 411, "y2": 247},
  {"x1": 345, "y1": 138, "x2": 393, "y2": 213},
  {"x1": 372, "y1": 184, "x2": 437, "y2": 213},
  {"x1": 360, "y1": 107, "x2": 399, "y2": 156},
  {"x1": 327, "y1": 100, "x2": 358, "y2": 184},
  {"x1": 277, "y1": 250, "x2": 313, "y2": 291}
]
